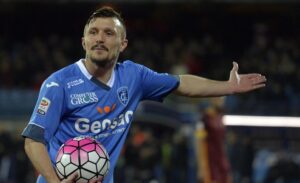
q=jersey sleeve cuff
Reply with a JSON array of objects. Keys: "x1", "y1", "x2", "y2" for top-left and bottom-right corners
[
  {"x1": 157, "y1": 74, "x2": 180, "y2": 102},
  {"x1": 21, "y1": 123, "x2": 46, "y2": 144}
]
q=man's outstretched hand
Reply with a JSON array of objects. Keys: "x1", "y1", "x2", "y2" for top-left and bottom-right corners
[{"x1": 229, "y1": 61, "x2": 267, "y2": 94}]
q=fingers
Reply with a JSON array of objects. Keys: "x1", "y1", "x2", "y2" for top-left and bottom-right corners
[
  {"x1": 64, "y1": 172, "x2": 78, "y2": 182},
  {"x1": 89, "y1": 180, "x2": 101, "y2": 183},
  {"x1": 252, "y1": 83, "x2": 266, "y2": 90},
  {"x1": 88, "y1": 176, "x2": 103, "y2": 183},
  {"x1": 240, "y1": 73, "x2": 261, "y2": 78},
  {"x1": 241, "y1": 73, "x2": 265, "y2": 79},
  {"x1": 70, "y1": 172, "x2": 78, "y2": 179},
  {"x1": 231, "y1": 61, "x2": 239, "y2": 72},
  {"x1": 249, "y1": 75, "x2": 266, "y2": 91},
  {"x1": 252, "y1": 76, "x2": 267, "y2": 85},
  {"x1": 240, "y1": 73, "x2": 267, "y2": 83},
  {"x1": 232, "y1": 63, "x2": 267, "y2": 84}
]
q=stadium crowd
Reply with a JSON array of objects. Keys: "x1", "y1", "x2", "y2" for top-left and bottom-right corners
[{"x1": 1, "y1": 21, "x2": 299, "y2": 115}]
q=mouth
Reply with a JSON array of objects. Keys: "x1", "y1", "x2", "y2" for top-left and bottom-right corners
[{"x1": 92, "y1": 45, "x2": 108, "y2": 51}]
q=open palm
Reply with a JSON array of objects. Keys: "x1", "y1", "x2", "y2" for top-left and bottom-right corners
[{"x1": 229, "y1": 62, "x2": 266, "y2": 93}]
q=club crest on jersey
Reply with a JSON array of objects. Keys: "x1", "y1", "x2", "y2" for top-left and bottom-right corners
[{"x1": 117, "y1": 86, "x2": 129, "y2": 106}]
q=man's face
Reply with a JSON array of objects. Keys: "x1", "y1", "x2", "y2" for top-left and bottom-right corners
[{"x1": 82, "y1": 17, "x2": 127, "y2": 67}]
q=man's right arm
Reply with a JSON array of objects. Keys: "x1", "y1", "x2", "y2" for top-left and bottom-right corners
[
  {"x1": 24, "y1": 138, "x2": 61, "y2": 183},
  {"x1": 24, "y1": 138, "x2": 102, "y2": 183}
]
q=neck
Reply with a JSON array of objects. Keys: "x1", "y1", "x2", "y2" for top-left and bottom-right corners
[{"x1": 84, "y1": 59, "x2": 115, "y2": 84}]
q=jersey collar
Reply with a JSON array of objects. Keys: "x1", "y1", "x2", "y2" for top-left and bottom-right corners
[{"x1": 76, "y1": 59, "x2": 115, "y2": 88}]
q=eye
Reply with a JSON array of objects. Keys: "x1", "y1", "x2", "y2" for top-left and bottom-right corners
[
  {"x1": 105, "y1": 30, "x2": 115, "y2": 36},
  {"x1": 88, "y1": 29, "x2": 97, "y2": 35}
]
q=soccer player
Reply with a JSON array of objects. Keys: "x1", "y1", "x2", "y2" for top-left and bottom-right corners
[{"x1": 22, "y1": 6, "x2": 266, "y2": 183}]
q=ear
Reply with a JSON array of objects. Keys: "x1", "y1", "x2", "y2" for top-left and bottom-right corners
[
  {"x1": 81, "y1": 37, "x2": 86, "y2": 51},
  {"x1": 120, "y1": 39, "x2": 128, "y2": 52}
]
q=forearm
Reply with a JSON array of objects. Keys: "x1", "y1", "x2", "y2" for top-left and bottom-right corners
[
  {"x1": 24, "y1": 138, "x2": 60, "y2": 183},
  {"x1": 174, "y1": 75, "x2": 234, "y2": 97}
]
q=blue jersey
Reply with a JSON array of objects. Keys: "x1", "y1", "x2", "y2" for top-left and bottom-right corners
[{"x1": 22, "y1": 59, "x2": 179, "y2": 183}]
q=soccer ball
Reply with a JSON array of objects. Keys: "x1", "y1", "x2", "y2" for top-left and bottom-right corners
[{"x1": 55, "y1": 136, "x2": 110, "y2": 183}]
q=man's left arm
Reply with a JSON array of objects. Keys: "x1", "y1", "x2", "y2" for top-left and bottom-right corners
[{"x1": 174, "y1": 62, "x2": 266, "y2": 97}]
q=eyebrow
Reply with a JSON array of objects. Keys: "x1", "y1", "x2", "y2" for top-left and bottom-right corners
[
  {"x1": 88, "y1": 27, "x2": 98, "y2": 31},
  {"x1": 84, "y1": 19, "x2": 125, "y2": 37}
]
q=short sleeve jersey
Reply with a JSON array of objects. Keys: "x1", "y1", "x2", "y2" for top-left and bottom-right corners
[{"x1": 22, "y1": 59, "x2": 179, "y2": 183}]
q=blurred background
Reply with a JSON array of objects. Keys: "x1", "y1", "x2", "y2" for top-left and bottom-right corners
[{"x1": 0, "y1": 0, "x2": 300, "y2": 183}]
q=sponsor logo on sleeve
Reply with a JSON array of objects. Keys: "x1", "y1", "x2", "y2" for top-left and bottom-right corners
[
  {"x1": 37, "y1": 97, "x2": 51, "y2": 115},
  {"x1": 117, "y1": 86, "x2": 129, "y2": 106},
  {"x1": 67, "y1": 79, "x2": 84, "y2": 89}
]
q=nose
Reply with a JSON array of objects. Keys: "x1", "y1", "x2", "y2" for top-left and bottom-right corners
[{"x1": 96, "y1": 31, "x2": 105, "y2": 43}]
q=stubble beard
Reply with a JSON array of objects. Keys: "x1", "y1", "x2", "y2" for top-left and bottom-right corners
[
  {"x1": 86, "y1": 46, "x2": 120, "y2": 69},
  {"x1": 91, "y1": 58, "x2": 113, "y2": 68},
  {"x1": 89, "y1": 54, "x2": 117, "y2": 69}
]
